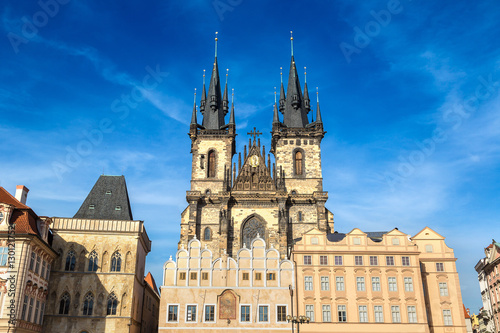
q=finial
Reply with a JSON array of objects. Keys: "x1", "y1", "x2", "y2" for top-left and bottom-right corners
[
  {"x1": 274, "y1": 87, "x2": 277, "y2": 103},
  {"x1": 215, "y1": 31, "x2": 218, "y2": 58},
  {"x1": 290, "y1": 30, "x2": 294, "y2": 57},
  {"x1": 316, "y1": 87, "x2": 319, "y2": 103},
  {"x1": 204, "y1": 244, "x2": 207, "y2": 249},
  {"x1": 231, "y1": 88, "x2": 234, "y2": 103},
  {"x1": 243, "y1": 243, "x2": 246, "y2": 248},
  {"x1": 203, "y1": 69, "x2": 206, "y2": 84},
  {"x1": 193, "y1": 88, "x2": 197, "y2": 104},
  {"x1": 193, "y1": 234, "x2": 197, "y2": 239},
  {"x1": 304, "y1": 67, "x2": 307, "y2": 83},
  {"x1": 169, "y1": 255, "x2": 172, "y2": 260},
  {"x1": 280, "y1": 67, "x2": 283, "y2": 83},
  {"x1": 257, "y1": 232, "x2": 260, "y2": 238},
  {"x1": 226, "y1": 68, "x2": 229, "y2": 84}
]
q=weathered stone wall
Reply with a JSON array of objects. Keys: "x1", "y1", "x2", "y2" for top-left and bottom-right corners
[{"x1": 274, "y1": 137, "x2": 323, "y2": 183}]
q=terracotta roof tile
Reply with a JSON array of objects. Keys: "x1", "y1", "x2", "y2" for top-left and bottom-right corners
[
  {"x1": 145, "y1": 272, "x2": 159, "y2": 295},
  {"x1": 0, "y1": 187, "x2": 29, "y2": 209},
  {"x1": 463, "y1": 304, "x2": 471, "y2": 319}
]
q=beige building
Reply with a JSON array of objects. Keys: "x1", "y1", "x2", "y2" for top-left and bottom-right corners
[
  {"x1": 43, "y1": 175, "x2": 155, "y2": 333},
  {"x1": 293, "y1": 227, "x2": 467, "y2": 332},
  {"x1": 0, "y1": 186, "x2": 58, "y2": 333}
]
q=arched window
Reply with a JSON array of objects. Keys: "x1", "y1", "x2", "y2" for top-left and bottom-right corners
[
  {"x1": 241, "y1": 217, "x2": 265, "y2": 248},
  {"x1": 111, "y1": 252, "x2": 121, "y2": 272},
  {"x1": 65, "y1": 251, "x2": 76, "y2": 271},
  {"x1": 59, "y1": 293, "x2": 70, "y2": 315},
  {"x1": 208, "y1": 150, "x2": 216, "y2": 178},
  {"x1": 88, "y1": 251, "x2": 98, "y2": 272},
  {"x1": 298, "y1": 211, "x2": 303, "y2": 222},
  {"x1": 83, "y1": 292, "x2": 94, "y2": 316},
  {"x1": 204, "y1": 227, "x2": 211, "y2": 241},
  {"x1": 107, "y1": 293, "x2": 118, "y2": 315},
  {"x1": 294, "y1": 150, "x2": 303, "y2": 175}
]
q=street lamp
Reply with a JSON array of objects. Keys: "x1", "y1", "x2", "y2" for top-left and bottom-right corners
[{"x1": 287, "y1": 315, "x2": 310, "y2": 332}]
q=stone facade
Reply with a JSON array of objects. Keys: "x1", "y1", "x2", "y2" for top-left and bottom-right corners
[{"x1": 475, "y1": 240, "x2": 500, "y2": 332}]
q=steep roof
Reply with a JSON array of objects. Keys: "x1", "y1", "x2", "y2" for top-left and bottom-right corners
[
  {"x1": 74, "y1": 175, "x2": 133, "y2": 220},
  {"x1": 145, "y1": 272, "x2": 159, "y2": 295},
  {"x1": 0, "y1": 187, "x2": 40, "y2": 236},
  {"x1": 0, "y1": 186, "x2": 29, "y2": 209}
]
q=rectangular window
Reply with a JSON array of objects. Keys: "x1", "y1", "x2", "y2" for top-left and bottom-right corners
[
  {"x1": 402, "y1": 256, "x2": 410, "y2": 266},
  {"x1": 356, "y1": 276, "x2": 365, "y2": 291},
  {"x1": 304, "y1": 255, "x2": 312, "y2": 265},
  {"x1": 321, "y1": 276, "x2": 330, "y2": 291},
  {"x1": 241, "y1": 305, "x2": 251, "y2": 322},
  {"x1": 386, "y1": 256, "x2": 395, "y2": 266},
  {"x1": 205, "y1": 305, "x2": 215, "y2": 322},
  {"x1": 334, "y1": 255, "x2": 343, "y2": 265},
  {"x1": 358, "y1": 305, "x2": 368, "y2": 322},
  {"x1": 322, "y1": 305, "x2": 331, "y2": 322},
  {"x1": 46, "y1": 264, "x2": 50, "y2": 280},
  {"x1": 202, "y1": 272, "x2": 208, "y2": 280},
  {"x1": 338, "y1": 305, "x2": 347, "y2": 322},
  {"x1": 242, "y1": 272, "x2": 249, "y2": 280},
  {"x1": 27, "y1": 297, "x2": 34, "y2": 322},
  {"x1": 267, "y1": 273, "x2": 276, "y2": 281},
  {"x1": 255, "y1": 272, "x2": 262, "y2": 280},
  {"x1": 259, "y1": 305, "x2": 269, "y2": 322},
  {"x1": 29, "y1": 252, "x2": 35, "y2": 271},
  {"x1": 34, "y1": 300, "x2": 40, "y2": 324},
  {"x1": 305, "y1": 276, "x2": 313, "y2": 291},
  {"x1": 305, "y1": 305, "x2": 314, "y2": 322},
  {"x1": 186, "y1": 305, "x2": 197, "y2": 322},
  {"x1": 374, "y1": 305, "x2": 383, "y2": 322},
  {"x1": 35, "y1": 255, "x2": 40, "y2": 274},
  {"x1": 388, "y1": 277, "x2": 397, "y2": 291},
  {"x1": 320, "y1": 255, "x2": 328, "y2": 265},
  {"x1": 21, "y1": 296, "x2": 28, "y2": 320},
  {"x1": 391, "y1": 306, "x2": 401, "y2": 323},
  {"x1": 336, "y1": 276, "x2": 345, "y2": 291},
  {"x1": 372, "y1": 277, "x2": 381, "y2": 291},
  {"x1": 41, "y1": 260, "x2": 46, "y2": 279},
  {"x1": 39, "y1": 302, "x2": 45, "y2": 325},
  {"x1": 0, "y1": 247, "x2": 9, "y2": 266},
  {"x1": 436, "y1": 263, "x2": 444, "y2": 272},
  {"x1": 407, "y1": 306, "x2": 417, "y2": 323},
  {"x1": 277, "y1": 305, "x2": 287, "y2": 322},
  {"x1": 404, "y1": 277, "x2": 414, "y2": 292},
  {"x1": 190, "y1": 272, "x2": 197, "y2": 280},
  {"x1": 439, "y1": 282, "x2": 449, "y2": 296},
  {"x1": 355, "y1": 256, "x2": 363, "y2": 266},
  {"x1": 369, "y1": 256, "x2": 378, "y2": 266},
  {"x1": 443, "y1": 309, "x2": 453, "y2": 326},
  {"x1": 179, "y1": 272, "x2": 186, "y2": 280}
]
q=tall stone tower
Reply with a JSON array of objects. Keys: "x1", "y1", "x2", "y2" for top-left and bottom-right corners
[{"x1": 179, "y1": 35, "x2": 333, "y2": 259}]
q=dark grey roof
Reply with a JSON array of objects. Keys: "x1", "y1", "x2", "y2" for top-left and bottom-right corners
[
  {"x1": 74, "y1": 175, "x2": 133, "y2": 220},
  {"x1": 282, "y1": 56, "x2": 309, "y2": 128},
  {"x1": 327, "y1": 231, "x2": 388, "y2": 243},
  {"x1": 200, "y1": 57, "x2": 227, "y2": 130}
]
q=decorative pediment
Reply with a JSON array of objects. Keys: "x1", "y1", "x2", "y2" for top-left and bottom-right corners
[{"x1": 233, "y1": 143, "x2": 275, "y2": 192}]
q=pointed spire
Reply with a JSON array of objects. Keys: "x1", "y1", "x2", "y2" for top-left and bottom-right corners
[
  {"x1": 279, "y1": 67, "x2": 285, "y2": 113},
  {"x1": 223, "y1": 69, "x2": 229, "y2": 114},
  {"x1": 229, "y1": 88, "x2": 235, "y2": 125},
  {"x1": 191, "y1": 88, "x2": 197, "y2": 125},
  {"x1": 316, "y1": 87, "x2": 322, "y2": 123},
  {"x1": 303, "y1": 67, "x2": 310, "y2": 112},
  {"x1": 200, "y1": 70, "x2": 206, "y2": 113},
  {"x1": 273, "y1": 87, "x2": 280, "y2": 124},
  {"x1": 202, "y1": 32, "x2": 225, "y2": 129}
]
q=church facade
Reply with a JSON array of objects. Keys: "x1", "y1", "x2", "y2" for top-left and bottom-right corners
[{"x1": 159, "y1": 37, "x2": 467, "y2": 333}]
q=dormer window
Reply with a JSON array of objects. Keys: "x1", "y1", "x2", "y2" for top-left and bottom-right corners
[
  {"x1": 115, "y1": 206, "x2": 121, "y2": 211},
  {"x1": 89, "y1": 205, "x2": 95, "y2": 210}
]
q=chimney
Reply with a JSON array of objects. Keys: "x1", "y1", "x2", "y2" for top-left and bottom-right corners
[{"x1": 15, "y1": 185, "x2": 29, "y2": 205}]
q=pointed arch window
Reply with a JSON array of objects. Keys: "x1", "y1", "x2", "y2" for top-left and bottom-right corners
[
  {"x1": 107, "y1": 293, "x2": 118, "y2": 315},
  {"x1": 59, "y1": 293, "x2": 70, "y2": 315},
  {"x1": 88, "y1": 251, "x2": 98, "y2": 272},
  {"x1": 111, "y1": 251, "x2": 121, "y2": 272},
  {"x1": 294, "y1": 150, "x2": 304, "y2": 175},
  {"x1": 65, "y1": 251, "x2": 76, "y2": 271},
  {"x1": 208, "y1": 150, "x2": 216, "y2": 178},
  {"x1": 83, "y1": 292, "x2": 94, "y2": 316},
  {"x1": 204, "y1": 227, "x2": 212, "y2": 241},
  {"x1": 241, "y1": 217, "x2": 265, "y2": 248}
]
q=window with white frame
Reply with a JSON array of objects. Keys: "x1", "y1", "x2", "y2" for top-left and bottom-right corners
[
  {"x1": 436, "y1": 263, "x2": 444, "y2": 272},
  {"x1": 338, "y1": 305, "x2": 347, "y2": 322},
  {"x1": 168, "y1": 305, "x2": 178, "y2": 322},
  {"x1": 391, "y1": 306, "x2": 401, "y2": 323},
  {"x1": 205, "y1": 305, "x2": 215, "y2": 322},
  {"x1": 277, "y1": 305, "x2": 287, "y2": 322},
  {"x1": 402, "y1": 256, "x2": 410, "y2": 266},
  {"x1": 322, "y1": 305, "x2": 331, "y2": 322},
  {"x1": 404, "y1": 277, "x2": 414, "y2": 292},
  {"x1": 372, "y1": 277, "x2": 381, "y2": 291},
  {"x1": 388, "y1": 277, "x2": 397, "y2": 291},
  {"x1": 439, "y1": 282, "x2": 449, "y2": 296},
  {"x1": 258, "y1": 305, "x2": 269, "y2": 322},
  {"x1": 443, "y1": 309, "x2": 452, "y2": 325},
  {"x1": 358, "y1": 305, "x2": 368, "y2": 322},
  {"x1": 240, "y1": 305, "x2": 250, "y2": 322},
  {"x1": 305, "y1": 276, "x2": 313, "y2": 291},
  {"x1": 334, "y1": 255, "x2": 343, "y2": 265},
  {"x1": 0, "y1": 247, "x2": 8, "y2": 266},
  {"x1": 320, "y1": 255, "x2": 328, "y2": 265},
  {"x1": 374, "y1": 305, "x2": 383, "y2": 322},
  {"x1": 321, "y1": 276, "x2": 330, "y2": 291},
  {"x1": 336, "y1": 276, "x2": 345, "y2": 291},
  {"x1": 356, "y1": 276, "x2": 365, "y2": 291},
  {"x1": 407, "y1": 306, "x2": 417, "y2": 323},
  {"x1": 355, "y1": 256, "x2": 363, "y2": 265},
  {"x1": 386, "y1": 256, "x2": 395, "y2": 266},
  {"x1": 29, "y1": 252, "x2": 35, "y2": 271},
  {"x1": 369, "y1": 256, "x2": 378, "y2": 266},
  {"x1": 303, "y1": 255, "x2": 312, "y2": 265},
  {"x1": 306, "y1": 305, "x2": 314, "y2": 322},
  {"x1": 186, "y1": 305, "x2": 197, "y2": 322}
]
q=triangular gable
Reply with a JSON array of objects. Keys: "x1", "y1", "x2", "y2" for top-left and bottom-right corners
[
  {"x1": 385, "y1": 228, "x2": 408, "y2": 237},
  {"x1": 303, "y1": 227, "x2": 323, "y2": 235},
  {"x1": 232, "y1": 142, "x2": 275, "y2": 191},
  {"x1": 411, "y1": 226, "x2": 445, "y2": 240},
  {"x1": 347, "y1": 228, "x2": 367, "y2": 236}
]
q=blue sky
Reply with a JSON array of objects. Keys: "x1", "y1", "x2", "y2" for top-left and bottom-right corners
[{"x1": 1, "y1": 0, "x2": 499, "y2": 312}]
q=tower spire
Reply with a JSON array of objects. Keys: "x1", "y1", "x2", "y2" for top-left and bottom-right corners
[
  {"x1": 223, "y1": 69, "x2": 229, "y2": 114},
  {"x1": 200, "y1": 70, "x2": 206, "y2": 114},
  {"x1": 279, "y1": 67, "x2": 285, "y2": 113},
  {"x1": 229, "y1": 88, "x2": 235, "y2": 125},
  {"x1": 303, "y1": 66, "x2": 310, "y2": 112},
  {"x1": 191, "y1": 88, "x2": 197, "y2": 125},
  {"x1": 273, "y1": 87, "x2": 280, "y2": 124},
  {"x1": 202, "y1": 33, "x2": 225, "y2": 129},
  {"x1": 316, "y1": 87, "x2": 322, "y2": 123}
]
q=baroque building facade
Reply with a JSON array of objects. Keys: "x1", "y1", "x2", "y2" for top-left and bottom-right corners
[
  {"x1": 475, "y1": 240, "x2": 500, "y2": 332},
  {"x1": 159, "y1": 35, "x2": 467, "y2": 332}
]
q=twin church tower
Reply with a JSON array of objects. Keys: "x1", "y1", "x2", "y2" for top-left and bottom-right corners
[{"x1": 181, "y1": 33, "x2": 333, "y2": 259}]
